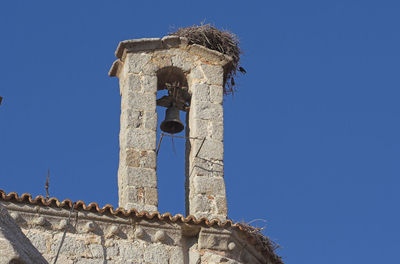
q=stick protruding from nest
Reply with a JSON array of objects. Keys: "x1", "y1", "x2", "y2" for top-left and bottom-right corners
[{"x1": 170, "y1": 24, "x2": 244, "y2": 95}]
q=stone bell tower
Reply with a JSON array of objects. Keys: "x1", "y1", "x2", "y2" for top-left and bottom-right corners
[
  {"x1": 0, "y1": 33, "x2": 282, "y2": 264},
  {"x1": 109, "y1": 36, "x2": 231, "y2": 221}
]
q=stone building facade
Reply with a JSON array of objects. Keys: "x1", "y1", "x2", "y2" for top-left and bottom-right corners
[{"x1": 0, "y1": 36, "x2": 282, "y2": 264}]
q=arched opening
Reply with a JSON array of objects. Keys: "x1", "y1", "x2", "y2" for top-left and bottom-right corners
[{"x1": 155, "y1": 66, "x2": 190, "y2": 215}]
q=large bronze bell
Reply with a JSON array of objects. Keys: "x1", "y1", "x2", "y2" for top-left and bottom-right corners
[{"x1": 160, "y1": 106, "x2": 184, "y2": 134}]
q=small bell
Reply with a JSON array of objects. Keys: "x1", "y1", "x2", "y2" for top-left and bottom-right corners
[{"x1": 160, "y1": 106, "x2": 184, "y2": 134}]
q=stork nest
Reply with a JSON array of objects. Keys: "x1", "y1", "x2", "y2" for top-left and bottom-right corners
[
  {"x1": 238, "y1": 222, "x2": 284, "y2": 264},
  {"x1": 170, "y1": 24, "x2": 243, "y2": 95}
]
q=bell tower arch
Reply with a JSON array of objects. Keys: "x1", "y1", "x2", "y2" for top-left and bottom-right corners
[
  {"x1": 156, "y1": 66, "x2": 189, "y2": 134},
  {"x1": 109, "y1": 36, "x2": 232, "y2": 220}
]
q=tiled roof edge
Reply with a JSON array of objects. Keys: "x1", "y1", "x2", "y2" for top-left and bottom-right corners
[
  {"x1": 0, "y1": 190, "x2": 232, "y2": 227},
  {"x1": 0, "y1": 190, "x2": 283, "y2": 264}
]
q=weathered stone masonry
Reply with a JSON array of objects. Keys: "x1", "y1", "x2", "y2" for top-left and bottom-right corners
[
  {"x1": 0, "y1": 192, "x2": 282, "y2": 264},
  {"x1": 0, "y1": 36, "x2": 283, "y2": 264},
  {"x1": 109, "y1": 36, "x2": 230, "y2": 221}
]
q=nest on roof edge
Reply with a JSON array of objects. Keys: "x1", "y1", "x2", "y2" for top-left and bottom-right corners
[
  {"x1": 238, "y1": 222, "x2": 284, "y2": 264},
  {"x1": 170, "y1": 24, "x2": 244, "y2": 95}
]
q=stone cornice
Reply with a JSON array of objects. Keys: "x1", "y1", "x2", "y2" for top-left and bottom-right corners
[
  {"x1": 0, "y1": 190, "x2": 283, "y2": 264},
  {"x1": 108, "y1": 36, "x2": 233, "y2": 77}
]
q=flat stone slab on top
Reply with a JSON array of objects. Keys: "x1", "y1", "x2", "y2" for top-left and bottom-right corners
[{"x1": 109, "y1": 36, "x2": 233, "y2": 77}]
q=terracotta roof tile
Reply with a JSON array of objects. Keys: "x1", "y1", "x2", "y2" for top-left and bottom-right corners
[{"x1": 0, "y1": 190, "x2": 283, "y2": 264}]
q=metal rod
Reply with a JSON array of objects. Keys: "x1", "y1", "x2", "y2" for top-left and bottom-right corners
[
  {"x1": 156, "y1": 133, "x2": 164, "y2": 155},
  {"x1": 189, "y1": 137, "x2": 206, "y2": 178},
  {"x1": 162, "y1": 134, "x2": 202, "y2": 140},
  {"x1": 45, "y1": 169, "x2": 50, "y2": 200},
  {"x1": 195, "y1": 137, "x2": 206, "y2": 158}
]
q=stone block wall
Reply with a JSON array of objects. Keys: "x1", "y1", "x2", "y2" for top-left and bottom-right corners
[
  {"x1": 0, "y1": 204, "x2": 47, "y2": 263},
  {"x1": 1, "y1": 202, "x2": 271, "y2": 264}
]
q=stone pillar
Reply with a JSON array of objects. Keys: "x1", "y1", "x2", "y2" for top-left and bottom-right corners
[
  {"x1": 111, "y1": 49, "x2": 159, "y2": 212},
  {"x1": 186, "y1": 63, "x2": 227, "y2": 221}
]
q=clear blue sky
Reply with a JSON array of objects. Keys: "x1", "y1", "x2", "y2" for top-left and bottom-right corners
[{"x1": 1, "y1": 1, "x2": 399, "y2": 263}]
